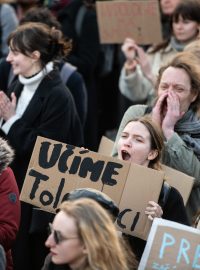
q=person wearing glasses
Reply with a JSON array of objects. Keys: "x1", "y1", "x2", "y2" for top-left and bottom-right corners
[{"x1": 42, "y1": 198, "x2": 137, "y2": 270}]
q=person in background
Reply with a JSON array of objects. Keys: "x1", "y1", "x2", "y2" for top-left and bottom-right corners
[
  {"x1": 14, "y1": 0, "x2": 44, "y2": 20},
  {"x1": 0, "y1": 22, "x2": 83, "y2": 270},
  {"x1": 0, "y1": 137, "x2": 20, "y2": 270},
  {"x1": 57, "y1": 0, "x2": 101, "y2": 151},
  {"x1": 44, "y1": 0, "x2": 72, "y2": 16},
  {"x1": 0, "y1": 6, "x2": 88, "y2": 126},
  {"x1": 42, "y1": 198, "x2": 137, "y2": 270},
  {"x1": 117, "y1": 115, "x2": 188, "y2": 260},
  {"x1": 119, "y1": 0, "x2": 200, "y2": 106},
  {"x1": 159, "y1": 0, "x2": 181, "y2": 39},
  {"x1": 0, "y1": 1, "x2": 18, "y2": 57},
  {"x1": 113, "y1": 51, "x2": 200, "y2": 224}
]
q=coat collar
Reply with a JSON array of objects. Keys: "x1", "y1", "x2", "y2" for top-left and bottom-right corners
[{"x1": 8, "y1": 70, "x2": 61, "y2": 122}]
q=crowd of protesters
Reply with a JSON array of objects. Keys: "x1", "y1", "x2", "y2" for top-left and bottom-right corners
[{"x1": 0, "y1": 0, "x2": 199, "y2": 269}]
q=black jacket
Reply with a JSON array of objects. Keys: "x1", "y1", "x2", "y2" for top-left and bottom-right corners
[
  {"x1": 57, "y1": 0, "x2": 100, "y2": 80},
  {"x1": 2, "y1": 69, "x2": 84, "y2": 190}
]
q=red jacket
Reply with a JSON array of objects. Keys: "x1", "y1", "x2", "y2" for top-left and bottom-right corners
[{"x1": 0, "y1": 167, "x2": 20, "y2": 270}]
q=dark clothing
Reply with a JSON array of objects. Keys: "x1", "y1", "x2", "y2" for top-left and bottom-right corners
[
  {"x1": 57, "y1": 0, "x2": 99, "y2": 80},
  {"x1": 0, "y1": 69, "x2": 84, "y2": 270},
  {"x1": 0, "y1": 59, "x2": 87, "y2": 128},
  {"x1": 4, "y1": 69, "x2": 83, "y2": 190},
  {"x1": 0, "y1": 167, "x2": 20, "y2": 270},
  {"x1": 58, "y1": 0, "x2": 100, "y2": 150},
  {"x1": 58, "y1": 61, "x2": 87, "y2": 126},
  {"x1": 125, "y1": 186, "x2": 189, "y2": 261},
  {"x1": 42, "y1": 254, "x2": 70, "y2": 270}
]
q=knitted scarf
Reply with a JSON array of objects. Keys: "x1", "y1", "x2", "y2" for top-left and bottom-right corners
[
  {"x1": 170, "y1": 36, "x2": 186, "y2": 52},
  {"x1": 174, "y1": 109, "x2": 200, "y2": 160}
]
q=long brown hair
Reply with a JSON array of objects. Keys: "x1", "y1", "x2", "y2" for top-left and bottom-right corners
[
  {"x1": 7, "y1": 22, "x2": 72, "y2": 69},
  {"x1": 129, "y1": 116, "x2": 164, "y2": 170}
]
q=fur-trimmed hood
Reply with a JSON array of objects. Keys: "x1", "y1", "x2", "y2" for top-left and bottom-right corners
[{"x1": 0, "y1": 137, "x2": 14, "y2": 174}]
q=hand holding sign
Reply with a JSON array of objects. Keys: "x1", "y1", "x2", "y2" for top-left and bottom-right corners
[{"x1": 145, "y1": 201, "x2": 163, "y2": 221}]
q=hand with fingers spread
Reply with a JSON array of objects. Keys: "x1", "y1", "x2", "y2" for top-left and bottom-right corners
[
  {"x1": 0, "y1": 91, "x2": 16, "y2": 121},
  {"x1": 145, "y1": 201, "x2": 163, "y2": 221},
  {"x1": 162, "y1": 91, "x2": 184, "y2": 140}
]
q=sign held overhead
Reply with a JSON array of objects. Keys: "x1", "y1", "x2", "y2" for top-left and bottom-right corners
[{"x1": 96, "y1": 0, "x2": 162, "y2": 44}]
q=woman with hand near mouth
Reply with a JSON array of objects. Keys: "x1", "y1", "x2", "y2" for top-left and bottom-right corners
[
  {"x1": 117, "y1": 115, "x2": 189, "y2": 260},
  {"x1": 113, "y1": 51, "x2": 200, "y2": 224}
]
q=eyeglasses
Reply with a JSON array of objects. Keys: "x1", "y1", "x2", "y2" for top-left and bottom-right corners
[{"x1": 48, "y1": 223, "x2": 78, "y2": 245}]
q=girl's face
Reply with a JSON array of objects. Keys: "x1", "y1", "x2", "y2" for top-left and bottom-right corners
[
  {"x1": 117, "y1": 121, "x2": 157, "y2": 167},
  {"x1": 173, "y1": 16, "x2": 199, "y2": 43},
  {"x1": 45, "y1": 211, "x2": 87, "y2": 268},
  {"x1": 6, "y1": 48, "x2": 41, "y2": 77}
]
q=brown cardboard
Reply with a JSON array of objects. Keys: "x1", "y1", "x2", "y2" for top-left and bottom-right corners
[
  {"x1": 20, "y1": 136, "x2": 127, "y2": 213},
  {"x1": 96, "y1": 0, "x2": 162, "y2": 44},
  {"x1": 98, "y1": 136, "x2": 113, "y2": 156},
  {"x1": 138, "y1": 218, "x2": 200, "y2": 269},
  {"x1": 20, "y1": 136, "x2": 164, "y2": 239},
  {"x1": 115, "y1": 163, "x2": 164, "y2": 240},
  {"x1": 162, "y1": 165, "x2": 194, "y2": 206},
  {"x1": 98, "y1": 136, "x2": 194, "y2": 205}
]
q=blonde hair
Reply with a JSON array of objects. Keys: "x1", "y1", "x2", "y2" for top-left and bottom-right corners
[
  {"x1": 184, "y1": 38, "x2": 200, "y2": 57},
  {"x1": 59, "y1": 198, "x2": 136, "y2": 270}
]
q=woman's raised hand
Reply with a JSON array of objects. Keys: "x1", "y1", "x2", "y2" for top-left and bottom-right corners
[
  {"x1": 135, "y1": 45, "x2": 154, "y2": 84},
  {"x1": 121, "y1": 38, "x2": 137, "y2": 61},
  {"x1": 121, "y1": 38, "x2": 138, "y2": 74},
  {"x1": 162, "y1": 91, "x2": 184, "y2": 140},
  {"x1": 151, "y1": 91, "x2": 169, "y2": 127},
  {"x1": 145, "y1": 201, "x2": 163, "y2": 221}
]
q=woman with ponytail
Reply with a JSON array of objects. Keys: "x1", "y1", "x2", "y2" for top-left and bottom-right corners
[{"x1": 0, "y1": 22, "x2": 84, "y2": 270}]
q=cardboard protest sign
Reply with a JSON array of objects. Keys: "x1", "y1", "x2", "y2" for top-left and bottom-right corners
[
  {"x1": 20, "y1": 136, "x2": 164, "y2": 239},
  {"x1": 115, "y1": 164, "x2": 164, "y2": 239},
  {"x1": 20, "y1": 136, "x2": 129, "y2": 212},
  {"x1": 98, "y1": 136, "x2": 194, "y2": 205},
  {"x1": 96, "y1": 0, "x2": 162, "y2": 44},
  {"x1": 162, "y1": 165, "x2": 194, "y2": 206},
  {"x1": 98, "y1": 135, "x2": 114, "y2": 156},
  {"x1": 138, "y1": 218, "x2": 200, "y2": 269}
]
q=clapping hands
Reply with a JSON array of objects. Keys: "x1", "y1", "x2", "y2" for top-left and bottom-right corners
[{"x1": 0, "y1": 91, "x2": 16, "y2": 121}]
